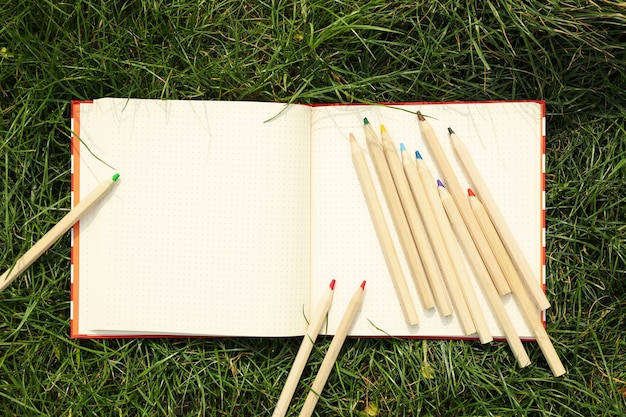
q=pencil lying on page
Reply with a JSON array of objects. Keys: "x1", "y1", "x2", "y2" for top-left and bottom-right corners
[
  {"x1": 439, "y1": 182, "x2": 531, "y2": 368},
  {"x1": 468, "y1": 190, "x2": 565, "y2": 377},
  {"x1": 349, "y1": 134, "x2": 419, "y2": 326},
  {"x1": 400, "y1": 144, "x2": 474, "y2": 334},
  {"x1": 449, "y1": 128, "x2": 551, "y2": 310},
  {"x1": 380, "y1": 126, "x2": 451, "y2": 317},
  {"x1": 298, "y1": 281, "x2": 366, "y2": 417},
  {"x1": 466, "y1": 187, "x2": 529, "y2": 302},
  {"x1": 363, "y1": 119, "x2": 435, "y2": 310},
  {"x1": 416, "y1": 111, "x2": 511, "y2": 296},
  {"x1": 0, "y1": 173, "x2": 120, "y2": 292},
  {"x1": 415, "y1": 154, "x2": 492, "y2": 343},
  {"x1": 272, "y1": 279, "x2": 336, "y2": 417}
]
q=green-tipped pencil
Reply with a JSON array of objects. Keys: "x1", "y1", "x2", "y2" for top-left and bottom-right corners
[{"x1": 0, "y1": 174, "x2": 120, "y2": 292}]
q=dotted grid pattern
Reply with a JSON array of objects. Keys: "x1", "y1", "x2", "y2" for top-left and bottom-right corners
[
  {"x1": 309, "y1": 102, "x2": 542, "y2": 338},
  {"x1": 74, "y1": 99, "x2": 312, "y2": 337},
  {"x1": 72, "y1": 99, "x2": 543, "y2": 339}
]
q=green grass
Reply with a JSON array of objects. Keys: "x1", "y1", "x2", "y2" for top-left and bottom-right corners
[{"x1": 1, "y1": 0, "x2": 625, "y2": 415}]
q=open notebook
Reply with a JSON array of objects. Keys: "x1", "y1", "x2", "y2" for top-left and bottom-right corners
[{"x1": 70, "y1": 99, "x2": 545, "y2": 338}]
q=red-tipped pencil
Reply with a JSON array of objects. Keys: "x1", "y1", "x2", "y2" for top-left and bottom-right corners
[
  {"x1": 272, "y1": 279, "x2": 336, "y2": 417},
  {"x1": 450, "y1": 127, "x2": 550, "y2": 310},
  {"x1": 438, "y1": 183, "x2": 531, "y2": 368},
  {"x1": 298, "y1": 281, "x2": 366, "y2": 417}
]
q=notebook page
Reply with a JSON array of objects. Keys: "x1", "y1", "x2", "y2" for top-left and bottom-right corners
[
  {"x1": 309, "y1": 102, "x2": 542, "y2": 338},
  {"x1": 74, "y1": 99, "x2": 312, "y2": 337}
]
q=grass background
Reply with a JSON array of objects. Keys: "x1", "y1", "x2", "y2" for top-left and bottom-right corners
[{"x1": 1, "y1": 0, "x2": 625, "y2": 415}]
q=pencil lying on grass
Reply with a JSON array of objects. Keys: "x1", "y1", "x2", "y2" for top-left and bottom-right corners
[
  {"x1": 350, "y1": 134, "x2": 419, "y2": 326},
  {"x1": 468, "y1": 190, "x2": 566, "y2": 377},
  {"x1": 415, "y1": 153, "x2": 492, "y2": 343},
  {"x1": 363, "y1": 119, "x2": 435, "y2": 310},
  {"x1": 380, "y1": 125, "x2": 451, "y2": 317},
  {"x1": 298, "y1": 281, "x2": 366, "y2": 417},
  {"x1": 399, "y1": 143, "x2": 472, "y2": 330},
  {"x1": 439, "y1": 182, "x2": 531, "y2": 368},
  {"x1": 449, "y1": 128, "x2": 551, "y2": 310},
  {"x1": 272, "y1": 279, "x2": 336, "y2": 417},
  {"x1": 0, "y1": 173, "x2": 120, "y2": 292},
  {"x1": 417, "y1": 112, "x2": 511, "y2": 296}
]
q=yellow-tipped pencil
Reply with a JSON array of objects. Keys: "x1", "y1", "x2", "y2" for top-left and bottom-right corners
[{"x1": 362, "y1": 118, "x2": 435, "y2": 310}]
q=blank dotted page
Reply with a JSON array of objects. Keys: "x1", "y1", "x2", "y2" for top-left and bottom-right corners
[
  {"x1": 76, "y1": 99, "x2": 312, "y2": 337},
  {"x1": 309, "y1": 102, "x2": 542, "y2": 338}
]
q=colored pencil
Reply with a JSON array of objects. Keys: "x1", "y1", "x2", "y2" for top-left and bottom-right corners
[
  {"x1": 439, "y1": 183, "x2": 531, "y2": 368},
  {"x1": 415, "y1": 154, "x2": 492, "y2": 343},
  {"x1": 380, "y1": 125, "x2": 451, "y2": 316},
  {"x1": 349, "y1": 134, "x2": 419, "y2": 326},
  {"x1": 449, "y1": 128, "x2": 550, "y2": 310},
  {"x1": 468, "y1": 190, "x2": 565, "y2": 376},
  {"x1": 298, "y1": 281, "x2": 366, "y2": 417},
  {"x1": 272, "y1": 279, "x2": 336, "y2": 417},
  {"x1": 1, "y1": 173, "x2": 120, "y2": 292},
  {"x1": 400, "y1": 144, "x2": 474, "y2": 331},
  {"x1": 416, "y1": 112, "x2": 511, "y2": 296},
  {"x1": 362, "y1": 119, "x2": 435, "y2": 310}
]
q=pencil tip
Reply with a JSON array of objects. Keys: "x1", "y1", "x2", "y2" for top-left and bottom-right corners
[
  {"x1": 468, "y1": 188, "x2": 476, "y2": 197},
  {"x1": 448, "y1": 127, "x2": 455, "y2": 135},
  {"x1": 380, "y1": 124, "x2": 386, "y2": 132},
  {"x1": 330, "y1": 279, "x2": 336, "y2": 290},
  {"x1": 437, "y1": 179, "x2": 445, "y2": 188},
  {"x1": 349, "y1": 133, "x2": 356, "y2": 142},
  {"x1": 400, "y1": 143, "x2": 406, "y2": 152},
  {"x1": 360, "y1": 280, "x2": 366, "y2": 290},
  {"x1": 112, "y1": 173, "x2": 120, "y2": 182},
  {"x1": 363, "y1": 117, "x2": 370, "y2": 125},
  {"x1": 415, "y1": 150, "x2": 423, "y2": 160},
  {"x1": 416, "y1": 111, "x2": 425, "y2": 121}
]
